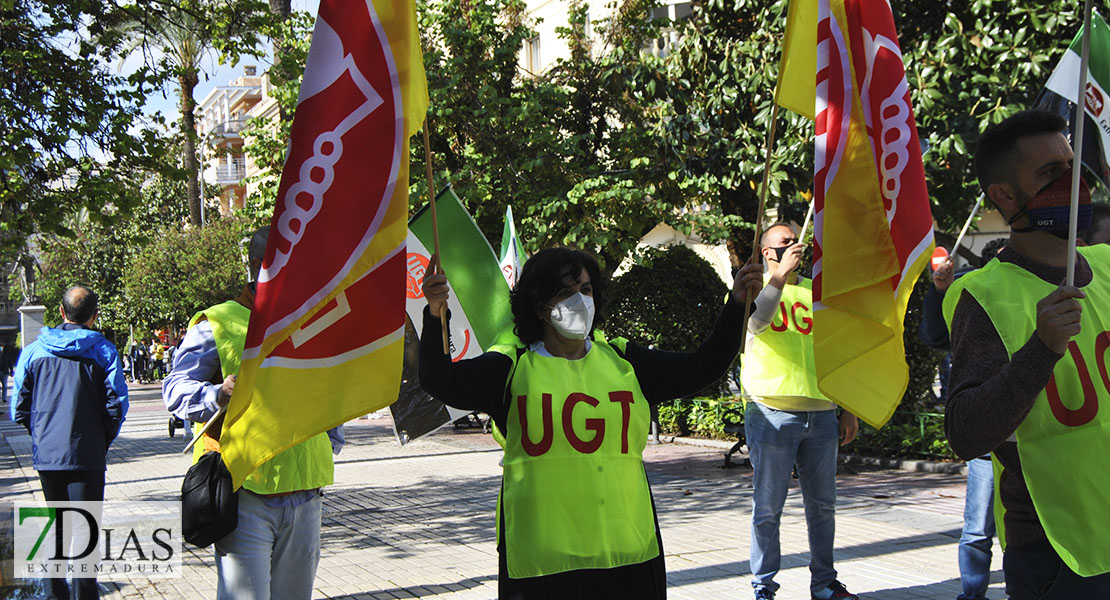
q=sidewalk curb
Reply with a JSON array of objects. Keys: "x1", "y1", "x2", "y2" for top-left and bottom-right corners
[{"x1": 664, "y1": 435, "x2": 968, "y2": 475}]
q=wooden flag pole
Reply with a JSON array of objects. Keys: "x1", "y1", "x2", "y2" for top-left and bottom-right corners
[
  {"x1": 182, "y1": 407, "x2": 226, "y2": 454},
  {"x1": 741, "y1": 101, "x2": 782, "y2": 354},
  {"x1": 947, "y1": 193, "x2": 985, "y2": 265},
  {"x1": 1067, "y1": 0, "x2": 1094, "y2": 287},
  {"x1": 423, "y1": 117, "x2": 450, "y2": 355}
]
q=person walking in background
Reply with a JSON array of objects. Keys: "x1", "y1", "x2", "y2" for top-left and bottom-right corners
[
  {"x1": 741, "y1": 222, "x2": 859, "y2": 600},
  {"x1": 163, "y1": 226, "x2": 342, "y2": 600},
  {"x1": 153, "y1": 341, "x2": 165, "y2": 379},
  {"x1": 10, "y1": 285, "x2": 129, "y2": 599},
  {"x1": 920, "y1": 238, "x2": 1007, "y2": 600},
  {"x1": 944, "y1": 109, "x2": 1110, "y2": 598},
  {"x1": 131, "y1": 341, "x2": 148, "y2": 383}
]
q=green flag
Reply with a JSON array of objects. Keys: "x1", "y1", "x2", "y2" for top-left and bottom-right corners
[
  {"x1": 396, "y1": 184, "x2": 514, "y2": 444},
  {"x1": 1041, "y1": 10, "x2": 1110, "y2": 186},
  {"x1": 498, "y1": 205, "x2": 528, "y2": 289},
  {"x1": 406, "y1": 185, "x2": 514, "y2": 353}
]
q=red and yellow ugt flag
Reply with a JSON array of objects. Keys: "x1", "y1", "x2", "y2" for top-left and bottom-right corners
[
  {"x1": 221, "y1": 0, "x2": 428, "y2": 489},
  {"x1": 779, "y1": 0, "x2": 934, "y2": 428}
]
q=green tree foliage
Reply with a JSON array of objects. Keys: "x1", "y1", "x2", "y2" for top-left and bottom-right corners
[
  {"x1": 31, "y1": 223, "x2": 131, "y2": 331},
  {"x1": 657, "y1": 1, "x2": 814, "y2": 262},
  {"x1": 416, "y1": 0, "x2": 693, "y2": 270},
  {"x1": 673, "y1": 0, "x2": 1088, "y2": 246},
  {"x1": 122, "y1": 216, "x2": 252, "y2": 331},
  {"x1": 607, "y1": 245, "x2": 728, "y2": 350},
  {"x1": 0, "y1": 0, "x2": 171, "y2": 252},
  {"x1": 606, "y1": 245, "x2": 731, "y2": 394},
  {"x1": 112, "y1": 3, "x2": 211, "y2": 227},
  {"x1": 240, "y1": 10, "x2": 315, "y2": 222},
  {"x1": 895, "y1": 0, "x2": 1086, "y2": 230},
  {"x1": 107, "y1": 0, "x2": 277, "y2": 227},
  {"x1": 15, "y1": 173, "x2": 192, "y2": 335}
]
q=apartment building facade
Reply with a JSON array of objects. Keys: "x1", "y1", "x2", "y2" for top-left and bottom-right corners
[{"x1": 195, "y1": 65, "x2": 279, "y2": 217}]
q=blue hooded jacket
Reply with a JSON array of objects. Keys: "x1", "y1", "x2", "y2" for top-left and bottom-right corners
[{"x1": 10, "y1": 324, "x2": 129, "y2": 470}]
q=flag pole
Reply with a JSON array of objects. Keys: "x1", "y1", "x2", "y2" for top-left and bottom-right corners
[
  {"x1": 182, "y1": 407, "x2": 226, "y2": 454},
  {"x1": 947, "y1": 193, "x2": 984, "y2": 265},
  {"x1": 741, "y1": 101, "x2": 782, "y2": 354},
  {"x1": 1067, "y1": 0, "x2": 1094, "y2": 286},
  {"x1": 422, "y1": 117, "x2": 450, "y2": 355},
  {"x1": 799, "y1": 200, "x2": 815, "y2": 242}
]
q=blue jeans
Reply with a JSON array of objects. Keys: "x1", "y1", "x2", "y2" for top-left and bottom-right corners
[
  {"x1": 745, "y1": 403, "x2": 839, "y2": 595},
  {"x1": 214, "y1": 489, "x2": 323, "y2": 600},
  {"x1": 958, "y1": 457, "x2": 995, "y2": 600}
]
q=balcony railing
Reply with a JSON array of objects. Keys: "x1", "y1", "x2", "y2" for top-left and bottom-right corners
[
  {"x1": 211, "y1": 157, "x2": 246, "y2": 185},
  {"x1": 210, "y1": 116, "x2": 248, "y2": 136}
]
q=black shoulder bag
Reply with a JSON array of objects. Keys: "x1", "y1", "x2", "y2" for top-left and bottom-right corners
[{"x1": 181, "y1": 450, "x2": 238, "y2": 547}]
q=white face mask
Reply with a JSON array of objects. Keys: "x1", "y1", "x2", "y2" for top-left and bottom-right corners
[{"x1": 546, "y1": 292, "x2": 595, "y2": 340}]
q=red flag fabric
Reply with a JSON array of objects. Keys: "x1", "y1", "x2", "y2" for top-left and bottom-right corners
[
  {"x1": 811, "y1": 0, "x2": 935, "y2": 428},
  {"x1": 221, "y1": 0, "x2": 428, "y2": 488}
]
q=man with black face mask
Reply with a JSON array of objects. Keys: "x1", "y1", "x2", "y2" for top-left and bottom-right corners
[
  {"x1": 943, "y1": 109, "x2": 1110, "y2": 598},
  {"x1": 741, "y1": 222, "x2": 860, "y2": 600}
]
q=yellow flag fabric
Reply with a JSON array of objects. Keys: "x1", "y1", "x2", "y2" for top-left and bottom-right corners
[
  {"x1": 221, "y1": 0, "x2": 428, "y2": 489},
  {"x1": 776, "y1": 0, "x2": 817, "y2": 119},
  {"x1": 810, "y1": 0, "x2": 934, "y2": 428}
]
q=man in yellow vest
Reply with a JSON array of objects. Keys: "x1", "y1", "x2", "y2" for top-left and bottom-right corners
[
  {"x1": 943, "y1": 109, "x2": 1110, "y2": 598},
  {"x1": 741, "y1": 222, "x2": 859, "y2": 600},
  {"x1": 163, "y1": 227, "x2": 342, "y2": 600}
]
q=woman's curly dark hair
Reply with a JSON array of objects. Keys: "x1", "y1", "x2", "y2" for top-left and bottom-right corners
[{"x1": 509, "y1": 248, "x2": 609, "y2": 345}]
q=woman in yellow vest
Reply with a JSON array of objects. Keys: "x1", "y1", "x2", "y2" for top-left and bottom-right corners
[{"x1": 419, "y1": 247, "x2": 763, "y2": 599}]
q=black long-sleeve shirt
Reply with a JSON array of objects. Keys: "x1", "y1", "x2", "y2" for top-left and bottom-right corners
[{"x1": 419, "y1": 295, "x2": 746, "y2": 435}]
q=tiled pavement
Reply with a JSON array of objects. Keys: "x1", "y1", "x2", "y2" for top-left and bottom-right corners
[{"x1": 1, "y1": 381, "x2": 1005, "y2": 599}]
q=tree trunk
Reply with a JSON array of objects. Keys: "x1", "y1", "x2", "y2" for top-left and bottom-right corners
[
  {"x1": 270, "y1": 0, "x2": 292, "y2": 123},
  {"x1": 180, "y1": 70, "x2": 202, "y2": 226}
]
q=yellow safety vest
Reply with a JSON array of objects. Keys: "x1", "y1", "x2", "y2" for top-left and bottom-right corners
[
  {"x1": 188, "y1": 300, "x2": 334, "y2": 495},
  {"x1": 942, "y1": 245, "x2": 1110, "y2": 576},
  {"x1": 741, "y1": 276, "x2": 828, "y2": 402},
  {"x1": 493, "y1": 335, "x2": 658, "y2": 578}
]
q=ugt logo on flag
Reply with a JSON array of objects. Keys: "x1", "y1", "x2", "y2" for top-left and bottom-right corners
[
  {"x1": 220, "y1": 0, "x2": 427, "y2": 489},
  {"x1": 248, "y1": 4, "x2": 404, "y2": 352}
]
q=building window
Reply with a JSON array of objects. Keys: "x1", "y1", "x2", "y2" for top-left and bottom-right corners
[{"x1": 526, "y1": 35, "x2": 541, "y2": 74}]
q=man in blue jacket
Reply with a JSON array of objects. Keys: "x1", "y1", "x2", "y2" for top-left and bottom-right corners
[{"x1": 10, "y1": 285, "x2": 128, "y2": 599}]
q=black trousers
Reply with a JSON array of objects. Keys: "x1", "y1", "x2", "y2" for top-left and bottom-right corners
[
  {"x1": 496, "y1": 486, "x2": 668, "y2": 600},
  {"x1": 498, "y1": 549, "x2": 667, "y2": 600},
  {"x1": 38, "y1": 470, "x2": 106, "y2": 600},
  {"x1": 1003, "y1": 539, "x2": 1110, "y2": 599}
]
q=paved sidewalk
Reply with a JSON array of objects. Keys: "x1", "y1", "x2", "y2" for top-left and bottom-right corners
[{"x1": 1, "y1": 383, "x2": 1005, "y2": 599}]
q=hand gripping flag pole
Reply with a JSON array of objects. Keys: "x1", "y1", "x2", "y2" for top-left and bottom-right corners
[{"x1": 1068, "y1": 0, "x2": 1094, "y2": 287}]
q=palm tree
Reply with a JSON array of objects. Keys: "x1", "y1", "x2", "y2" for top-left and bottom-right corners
[
  {"x1": 269, "y1": 0, "x2": 293, "y2": 123},
  {"x1": 117, "y1": 6, "x2": 208, "y2": 227}
]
